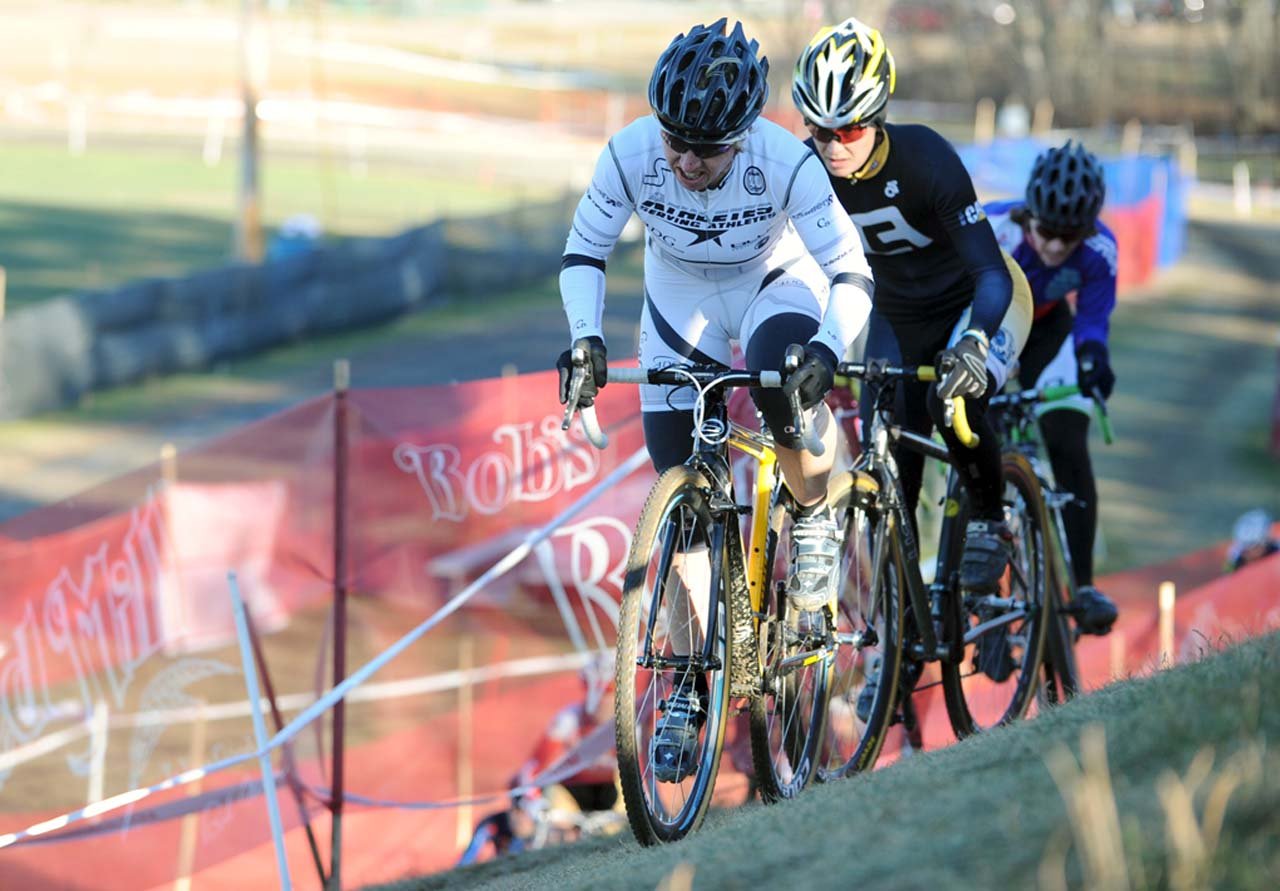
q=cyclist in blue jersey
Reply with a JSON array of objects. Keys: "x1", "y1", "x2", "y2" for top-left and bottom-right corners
[
  {"x1": 791, "y1": 17, "x2": 1034, "y2": 599},
  {"x1": 987, "y1": 141, "x2": 1120, "y2": 635}
]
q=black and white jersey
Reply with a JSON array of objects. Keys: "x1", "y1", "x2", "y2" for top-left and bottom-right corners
[
  {"x1": 813, "y1": 123, "x2": 1010, "y2": 335},
  {"x1": 562, "y1": 115, "x2": 874, "y2": 358}
]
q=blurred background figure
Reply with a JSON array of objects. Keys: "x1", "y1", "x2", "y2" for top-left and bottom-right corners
[
  {"x1": 1225, "y1": 508, "x2": 1280, "y2": 572},
  {"x1": 458, "y1": 651, "x2": 622, "y2": 866},
  {"x1": 266, "y1": 213, "x2": 323, "y2": 262},
  {"x1": 513, "y1": 651, "x2": 620, "y2": 814}
]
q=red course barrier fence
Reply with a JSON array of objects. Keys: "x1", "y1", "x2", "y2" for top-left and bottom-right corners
[{"x1": 0, "y1": 370, "x2": 1275, "y2": 889}]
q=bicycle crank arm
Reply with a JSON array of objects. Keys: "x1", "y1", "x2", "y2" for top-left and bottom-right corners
[
  {"x1": 962, "y1": 609, "x2": 1028, "y2": 644},
  {"x1": 834, "y1": 627, "x2": 878, "y2": 649},
  {"x1": 640, "y1": 655, "x2": 724, "y2": 673},
  {"x1": 771, "y1": 645, "x2": 835, "y2": 680}
]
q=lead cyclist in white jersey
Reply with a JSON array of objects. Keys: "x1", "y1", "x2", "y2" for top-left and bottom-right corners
[{"x1": 554, "y1": 19, "x2": 875, "y2": 782}]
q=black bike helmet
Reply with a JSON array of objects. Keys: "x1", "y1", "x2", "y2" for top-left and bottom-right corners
[
  {"x1": 1025, "y1": 140, "x2": 1106, "y2": 231},
  {"x1": 648, "y1": 18, "x2": 769, "y2": 144}
]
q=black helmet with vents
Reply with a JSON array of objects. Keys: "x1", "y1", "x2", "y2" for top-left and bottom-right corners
[
  {"x1": 648, "y1": 18, "x2": 770, "y2": 144},
  {"x1": 1025, "y1": 140, "x2": 1107, "y2": 231}
]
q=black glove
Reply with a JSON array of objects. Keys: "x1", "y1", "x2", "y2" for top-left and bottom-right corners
[
  {"x1": 556, "y1": 336, "x2": 608, "y2": 407},
  {"x1": 1076, "y1": 340, "x2": 1115, "y2": 400},
  {"x1": 783, "y1": 342, "x2": 838, "y2": 411},
  {"x1": 936, "y1": 331, "x2": 990, "y2": 399}
]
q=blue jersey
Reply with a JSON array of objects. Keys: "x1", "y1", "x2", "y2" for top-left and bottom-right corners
[{"x1": 985, "y1": 199, "x2": 1117, "y2": 347}]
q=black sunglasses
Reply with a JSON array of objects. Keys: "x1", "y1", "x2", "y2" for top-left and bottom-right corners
[
  {"x1": 661, "y1": 131, "x2": 735, "y2": 159},
  {"x1": 1034, "y1": 221, "x2": 1094, "y2": 243}
]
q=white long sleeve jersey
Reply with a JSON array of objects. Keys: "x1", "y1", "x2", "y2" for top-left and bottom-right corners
[{"x1": 560, "y1": 115, "x2": 874, "y2": 359}]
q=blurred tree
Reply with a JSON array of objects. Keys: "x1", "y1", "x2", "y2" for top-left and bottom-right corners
[
  {"x1": 730, "y1": 0, "x2": 894, "y2": 121},
  {"x1": 1214, "y1": 0, "x2": 1280, "y2": 134}
]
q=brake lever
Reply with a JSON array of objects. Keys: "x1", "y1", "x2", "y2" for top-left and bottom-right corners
[
  {"x1": 782, "y1": 345, "x2": 825, "y2": 457},
  {"x1": 560, "y1": 347, "x2": 588, "y2": 432}
]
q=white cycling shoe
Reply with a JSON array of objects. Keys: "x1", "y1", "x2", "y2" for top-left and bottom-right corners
[{"x1": 787, "y1": 506, "x2": 843, "y2": 613}]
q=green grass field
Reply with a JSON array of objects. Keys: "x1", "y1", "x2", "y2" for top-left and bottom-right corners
[
  {"x1": 0, "y1": 139, "x2": 557, "y2": 310},
  {"x1": 368, "y1": 631, "x2": 1280, "y2": 890}
]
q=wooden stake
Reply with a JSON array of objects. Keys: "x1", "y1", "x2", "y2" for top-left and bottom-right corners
[
  {"x1": 1233, "y1": 162, "x2": 1253, "y2": 218},
  {"x1": 173, "y1": 700, "x2": 208, "y2": 891},
  {"x1": 1109, "y1": 630, "x2": 1127, "y2": 680},
  {"x1": 455, "y1": 634, "x2": 474, "y2": 848},
  {"x1": 973, "y1": 97, "x2": 996, "y2": 145},
  {"x1": 1158, "y1": 581, "x2": 1176, "y2": 666},
  {"x1": 87, "y1": 699, "x2": 108, "y2": 807},
  {"x1": 1032, "y1": 98, "x2": 1055, "y2": 136},
  {"x1": 1121, "y1": 118, "x2": 1142, "y2": 155}
]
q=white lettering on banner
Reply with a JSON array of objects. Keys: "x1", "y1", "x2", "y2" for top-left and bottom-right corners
[
  {"x1": 531, "y1": 517, "x2": 630, "y2": 650},
  {"x1": 128, "y1": 658, "x2": 240, "y2": 795},
  {"x1": 0, "y1": 496, "x2": 168, "y2": 789},
  {"x1": 394, "y1": 415, "x2": 602, "y2": 522},
  {"x1": 557, "y1": 516, "x2": 629, "y2": 629}
]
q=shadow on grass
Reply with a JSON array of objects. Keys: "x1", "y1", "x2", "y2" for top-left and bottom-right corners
[{"x1": 0, "y1": 199, "x2": 240, "y2": 311}]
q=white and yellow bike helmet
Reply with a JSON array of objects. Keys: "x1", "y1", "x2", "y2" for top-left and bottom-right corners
[{"x1": 792, "y1": 17, "x2": 896, "y2": 128}]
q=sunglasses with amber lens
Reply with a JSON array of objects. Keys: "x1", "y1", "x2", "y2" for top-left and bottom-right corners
[
  {"x1": 805, "y1": 121, "x2": 872, "y2": 144},
  {"x1": 661, "y1": 131, "x2": 735, "y2": 159}
]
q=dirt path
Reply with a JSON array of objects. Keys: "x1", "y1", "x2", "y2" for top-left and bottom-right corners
[{"x1": 2, "y1": 215, "x2": 1277, "y2": 576}]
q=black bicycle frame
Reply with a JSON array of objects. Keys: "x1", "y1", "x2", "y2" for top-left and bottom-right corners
[{"x1": 873, "y1": 417, "x2": 969, "y2": 664}]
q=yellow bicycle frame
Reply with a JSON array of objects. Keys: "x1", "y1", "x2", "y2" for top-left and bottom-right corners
[{"x1": 727, "y1": 424, "x2": 782, "y2": 617}]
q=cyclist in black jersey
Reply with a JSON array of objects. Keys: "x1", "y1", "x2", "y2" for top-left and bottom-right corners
[{"x1": 792, "y1": 17, "x2": 1034, "y2": 594}]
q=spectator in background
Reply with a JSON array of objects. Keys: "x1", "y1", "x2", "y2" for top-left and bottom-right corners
[
  {"x1": 267, "y1": 213, "x2": 323, "y2": 262},
  {"x1": 511, "y1": 652, "x2": 620, "y2": 814},
  {"x1": 1225, "y1": 508, "x2": 1280, "y2": 572},
  {"x1": 457, "y1": 652, "x2": 621, "y2": 866}
]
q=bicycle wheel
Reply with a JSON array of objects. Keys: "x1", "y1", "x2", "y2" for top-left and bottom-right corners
[
  {"x1": 816, "y1": 469, "x2": 904, "y2": 780},
  {"x1": 942, "y1": 451, "x2": 1050, "y2": 735},
  {"x1": 749, "y1": 489, "x2": 832, "y2": 802},
  {"x1": 1039, "y1": 514, "x2": 1082, "y2": 706},
  {"x1": 616, "y1": 466, "x2": 730, "y2": 845}
]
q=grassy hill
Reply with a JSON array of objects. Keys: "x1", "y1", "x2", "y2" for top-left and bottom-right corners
[{"x1": 367, "y1": 631, "x2": 1280, "y2": 890}]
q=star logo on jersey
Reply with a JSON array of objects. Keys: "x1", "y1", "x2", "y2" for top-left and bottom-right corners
[
  {"x1": 680, "y1": 225, "x2": 729, "y2": 246},
  {"x1": 884, "y1": 179, "x2": 900, "y2": 198}
]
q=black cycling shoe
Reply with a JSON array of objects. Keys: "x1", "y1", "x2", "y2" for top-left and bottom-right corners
[
  {"x1": 1068, "y1": 585, "x2": 1118, "y2": 636},
  {"x1": 959, "y1": 519, "x2": 1013, "y2": 594},
  {"x1": 855, "y1": 677, "x2": 877, "y2": 724}
]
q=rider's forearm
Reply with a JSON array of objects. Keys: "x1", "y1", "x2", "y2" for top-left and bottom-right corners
[
  {"x1": 1070, "y1": 277, "x2": 1116, "y2": 349},
  {"x1": 967, "y1": 262, "x2": 1012, "y2": 339},
  {"x1": 560, "y1": 258, "x2": 607, "y2": 342},
  {"x1": 811, "y1": 274, "x2": 873, "y2": 359}
]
